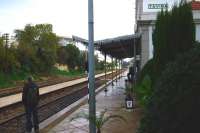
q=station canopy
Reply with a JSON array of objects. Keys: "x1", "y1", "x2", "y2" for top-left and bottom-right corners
[
  {"x1": 94, "y1": 34, "x2": 141, "y2": 59},
  {"x1": 72, "y1": 34, "x2": 141, "y2": 59}
]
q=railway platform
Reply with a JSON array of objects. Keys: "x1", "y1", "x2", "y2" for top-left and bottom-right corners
[
  {"x1": 0, "y1": 72, "x2": 111, "y2": 109},
  {"x1": 0, "y1": 71, "x2": 119, "y2": 133},
  {"x1": 40, "y1": 73, "x2": 142, "y2": 133}
]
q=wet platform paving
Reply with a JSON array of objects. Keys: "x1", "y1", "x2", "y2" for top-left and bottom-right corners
[{"x1": 41, "y1": 73, "x2": 142, "y2": 133}]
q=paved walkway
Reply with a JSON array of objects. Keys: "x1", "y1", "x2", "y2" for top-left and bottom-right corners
[{"x1": 42, "y1": 73, "x2": 142, "y2": 133}]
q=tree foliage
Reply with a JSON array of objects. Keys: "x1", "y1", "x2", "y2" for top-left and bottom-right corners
[
  {"x1": 65, "y1": 44, "x2": 80, "y2": 70},
  {"x1": 15, "y1": 24, "x2": 59, "y2": 72},
  {"x1": 77, "y1": 51, "x2": 87, "y2": 71},
  {"x1": 153, "y1": 2, "x2": 195, "y2": 81},
  {"x1": 138, "y1": 46, "x2": 200, "y2": 133},
  {"x1": 57, "y1": 44, "x2": 81, "y2": 71},
  {"x1": 57, "y1": 46, "x2": 68, "y2": 65},
  {"x1": 138, "y1": 3, "x2": 198, "y2": 133},
  {"x1": 0, "y1": 36, "x2": 19, "y2": 73}
]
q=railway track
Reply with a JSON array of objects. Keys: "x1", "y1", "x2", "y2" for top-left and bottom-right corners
[
  {"x1": 0, "y1": 75, "x2": 85, "y2": 98},
  {"x1": 0, "y1": 72, "x2": 120, "y2": 133},
  {"x1": 0, "y1": 71, "x2": 109, "y2": 98}
]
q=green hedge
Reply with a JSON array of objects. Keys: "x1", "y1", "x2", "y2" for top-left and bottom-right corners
[
  {"x1": 135, "y1": 75, "x2": 152, "y2": 107},
  {"x1": 137, "y1": 59, "x2": 154, "y2": 85},
  {"x1": 138, "y1": 46, "x2": 200, "y2": 133}
]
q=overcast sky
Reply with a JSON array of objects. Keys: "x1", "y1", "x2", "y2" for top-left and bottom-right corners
[{"x1": 0, "y1": 0, "x2": 135, "y2": 40}]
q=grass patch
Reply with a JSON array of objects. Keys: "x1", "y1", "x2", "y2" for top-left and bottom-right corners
[
  {"x1": 50, "y1": 68, "x2": 85, "y2": 77},
  {"x1": 0, "y1": 68, "x2": 103, "y2": 89},
  {"x1": 0, "y1": 71, "x2": 38, "y2": 89},
  {"x1": 0, "y1": 68, "x2": 84, "y2": 89}
]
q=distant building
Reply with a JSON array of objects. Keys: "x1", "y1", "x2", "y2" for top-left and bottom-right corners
[
  {"x1": 58, "y1": 36, "x2": 73, "y2": 46},
  {"x1": 135, "y1": 0, "x2": 200, "y2": 67}
]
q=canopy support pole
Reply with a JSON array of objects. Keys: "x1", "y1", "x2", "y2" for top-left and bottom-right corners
[
  {"x1": 111, "y1": 57, "x2": 114, "y2": 86},
  {"x1": 115, "y1": 59, "x2": 118, "y2": 83},
  {"x1": 104, "y1": 53, "x2": 107, "y2": 90}
]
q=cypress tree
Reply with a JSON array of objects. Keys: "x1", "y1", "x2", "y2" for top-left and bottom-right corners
[{"x1": 152, "y1": 2, "x2": 195, "y2": 82}]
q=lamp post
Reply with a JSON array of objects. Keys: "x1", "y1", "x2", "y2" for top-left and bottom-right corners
[{"x1": 88, "y1": 0, "x2": 96, "y2": 132}]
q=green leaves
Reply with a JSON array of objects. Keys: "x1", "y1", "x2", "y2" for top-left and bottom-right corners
[
  {"x1": 71, "y1": 109, "x2": 126, "y2": 133},
  {"x1": 138, "y1": 3, "x2": 198, "y2": 133},
  {"x1": 57, "y1": 44, "x2": 81, "y2": 71},
  {"x1": 153, "y1": 2, "x2": 195, "y2": 81},
  {"x1": 138, "y1": 46, "x2": 200, "y2": 133},
  {"x1": 15, "y1": 24, "x2": 59, "y2": 73},
  {"x1": 65, "y1": 44, "x2": 80, "y2": 70},
  {"x1": 135, "y1": 75, "x2": 152, "y2": 107}
]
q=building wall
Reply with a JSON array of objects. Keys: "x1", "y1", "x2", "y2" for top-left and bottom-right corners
[
  {"x1": 148, "y1": 25, "x2": 154, "y2": 59},
  {"x1": 139, "y1": 25, "x2": 150, "y2": 68},
  {"x1": 136, "y1": 0, "x2": 200, "y2": 69}
]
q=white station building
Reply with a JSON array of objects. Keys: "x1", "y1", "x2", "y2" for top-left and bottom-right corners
[{"x1": 135, "y1": 0, "x2": 200, "y2": 68}]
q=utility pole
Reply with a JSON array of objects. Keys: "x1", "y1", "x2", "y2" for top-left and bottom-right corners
[
  {"x1": 3, "y1": 33, "x2": 9, "y2": 73},
  {"x1": 88, "y1": 0, "x2": 96, "y2": 132},
  {"x1": 4, "y1": 33, "x2": 9, "y2": 47}
]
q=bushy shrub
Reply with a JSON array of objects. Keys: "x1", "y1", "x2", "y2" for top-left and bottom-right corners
[
  {"x1": 135, "y1": 75, "x2": 152, "y2": 107},
  {"x1": 138, "y1": 46, "x2": 200, "y2": 133},
  {"x1": 137, "y1": 59, "x2": 153, "y2": 85}
]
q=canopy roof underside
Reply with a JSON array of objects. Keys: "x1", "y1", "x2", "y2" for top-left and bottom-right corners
[
  {"x1": 72, "y1": 34, "x2": 141, "y2": 59},
  {"x1": 95, "y1": 34, "x2": 141, "y2": 59}
]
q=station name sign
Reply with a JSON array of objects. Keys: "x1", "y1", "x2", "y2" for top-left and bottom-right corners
[
  {"x1": 148, "y1": 4, "x2": 168, "y2": 9},
  {"x1": 143, "y1": 0, "x2": 179, "y2": 12}
]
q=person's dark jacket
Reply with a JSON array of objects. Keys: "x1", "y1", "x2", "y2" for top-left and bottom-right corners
[
  {"x1": 127, "y1": 66, "x2": 135, "y2": 82},
  {"x1": 22, "y1": 81, "x2": 39, "y2": 107}
]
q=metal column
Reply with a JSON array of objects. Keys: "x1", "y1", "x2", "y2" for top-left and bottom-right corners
[
  {"x1": 120, "y1": 60, "x2": 122, "y2": 78},
  {"x1": 133, "y1": 38, "x2": 136, "y2": 85},
  {"x1": 111, "y1": 57, "x2": 114, "y2": 86},
  {"x1": 104, "y1": 53, "x2": 107, "y2": 89},
  {"x1": 118, "y1": 60, "x2": 120, "y2": 79},
  {"x1": 118, "y1": 59, "x2": 120, "y2": 79},
  {"x1": 117, "y1": 59, "x2": 118, "y2": 79},
  {"x1": 88, "y1": 0, "x2": 96, "y2": 132},
  {"x1": 115, "y1": 59, "x2": 118, "y2": 82}
]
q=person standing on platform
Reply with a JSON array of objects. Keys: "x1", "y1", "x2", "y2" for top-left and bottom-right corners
[
  {"x1": 127, "y1": 66, "x2": 135, "y2": 82},
  {"x1": 22, "y1": 76, "x2": 40, "y2": 133}
]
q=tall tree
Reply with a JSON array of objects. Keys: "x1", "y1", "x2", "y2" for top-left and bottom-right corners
[
  {"x1": 65, "y1": 44, "x2": 80, "y2": 70},
  {"x1": 152, "y1": 2, "x2": 195, "y2": 81},
  {"x1": 15, "y1": 24, "x2": 59, "y2": 72},
  {"x1": 0, "y1": 36, "x2": 19, "y2": 73},
  {"x1": 0, "y1": 36, "x2": 5, "y2": 72}
]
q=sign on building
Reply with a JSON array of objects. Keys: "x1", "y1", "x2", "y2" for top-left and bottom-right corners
[{"x1": 143, "y1": 0, "x2": 181, "y2": 12}]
